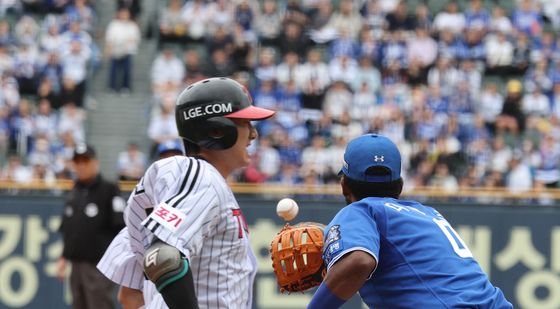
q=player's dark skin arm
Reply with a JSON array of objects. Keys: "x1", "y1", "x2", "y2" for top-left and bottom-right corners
[{"x1": 323, "y1": 251, "x2": 377, "y2": 300}]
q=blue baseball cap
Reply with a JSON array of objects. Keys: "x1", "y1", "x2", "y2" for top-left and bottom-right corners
[
  {"x1": 339, "y1": 134, "x2": 401, "y2": 182},
  {"x1": 157, "y1": 140, "x2": 184, "y2": 156}
]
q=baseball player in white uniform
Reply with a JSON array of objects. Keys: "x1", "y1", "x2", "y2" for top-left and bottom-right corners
[{"x1": 97, "y1": 77, "x2": 275, "y2": 309}]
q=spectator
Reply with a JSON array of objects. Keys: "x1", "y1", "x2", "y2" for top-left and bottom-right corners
[
  {"x1": 385, "y1": 1, "x2": 415, "y2": 32},
  {"x1": 255, "y1": 136, "x2": 281, "y2": 180},
  {"x1": 158, "y1": 0, "x2": 186, "y2": 44},
  {"x1": 496, "y1": 80, "x2": 526, "y2": 134},
  {"x1": 433, "y1": 1, "x2": 466, "y2": 35},
  {"x1": 234, "y1": 0, "x2": 254, "y2": 35},
  {"x1": 1, "y1": 74, "x2": 20, "y2": 109},
  {"x1": 253, "y1": 79, "x2": 279, "y2": 110},
  {"x1": 278, "y1": 22, "x2": 309, "y2": 58},
  {"x1": 183, "y1": 49, "x2": 206, "y2": 84},
  {"x1": 485, "y1": 31, "x2": 514, "y2": 75},
  {"x1": 552, "y1": 83, "x2": 560, "y2": 120},
  {"x1": 297, "y1": 49, "x2": 330, "y2": 110},
  {"x1": 328, "y1": 54, "x2": 358, "y2": 85},
  {"x1": 65, "y1": 0, "x2": 96, "y2": 32},
  {"x1": 147, "y1": 100, "x2": 179, "y2": 156},
  {"x1": 512, "y1": 0, "x2": 543, "y2": 37},
  {"x1": 117, "y1": 142, "x2": 146, "y2": 181},
  {"x1": 0, "y1": 44, "x2": 13, "y2": 75},
  {"x1": 151, "y1": 47, "x2": 184, "y2": 94},
  {"x1": 407, "y1": 27, "x2": 437, "y2": 68},
  {"x1": 254, "y1": 48, "x2": 277, "y2": 83},
  {"x1": 362, "y1": 0, "x2": 387, "y2": 37},
  {"x1": 524, "y1": 59, "x2": 553, "y2": 93},
  {"x1": 33, "y1": 99, "x2": 58, "y2": 141},
  {"x1": 301, "y1": 135, "x2": 331, "y2": 177},
  {"x1": 276, "y1": 51, "x2": 302, "y2": 87},
  {"x1": 0, "y1": 106, "x2": 8, "y2": 162},
  {"x1": 380, "y1": 31, "x2": 407, "y2": 68},
  {"x1": 352, "y1": 56, "x2": 381, "y2": 94},
  {"x1": 255, "y1": 0, "x2": 282, "y2": 46},
  {"x1": 428, "y1": 162, "x2": 459, "y2": 192},
  {"x1": 0, "y1": 20, "x2": 16, "y2": 47},
  {"x1": 28, "y1": 135, "x2": 54, "y2": 170},
  {"x1": 39, "y1": 53, "x2": 63, "y2": 94},
  {"x1": 511, "y1": 32, "x2": 531, "y2": 74},
  {"x1": 206, "y1": 0, "x2": 234, "y2": 34},
  {"x1": 308, "y1": 0, "x2": 336, "y2": 44},
  {"x1": 105, "y1": 8, "x2": 141, "y2": 93},
  {"x1": 326, "y1": 0, "x2": 363, "y2": 39},
  {"x1": 351, "y1": 81, "x2": 377, "y2": 122},
  {"x1": 14, "y1": 15, "x2": 40, "y2": 46},
  {"x1": 464, "y1": 0, "x2": 490, "y2": 32},
  {"x1": 428, "y1": 57, "x2": 460, "y2": 95},
  {"x1": 156, "y1": 139, "x2": 183, "y2": 159},
  {"x1": 117, "y1": 0, "x2": 141, "y2": 21},
  {"x1": 40, "y1": 21, "x2": 64, "y2": 53},
  {"x1": 60, "y1": 20, "x2": 92, "y2": 53},
  {"x1": 13, "y1": 43, "x2": 39, "y2": 95},
  {"x1": 283, "y1": 0, "x2": 308, "y2": 27},
  {"x1": 58, "y1": 102, "x2": 86, "y2": 142},
  {"x1": 61, "y1": 41, "x2": 90, "y2": 107},
  {"x1": 9, "y1": 98, "x2": 34, "y2": 153},
  {"x1": 506, "y1": 150, "x2": 533, "y2": 193},
  {"x1": 522, "y1": 86, "x2": 550, "y2": 117},
  {"x1": 489, "y1": 6, "x2": 512, "y2": 34},
  {"x1": 0, "y1": 154, "x2": 33, "y2": 183},
  {"x1": 329, "y1": 27, "x2": 359, "y2": 59},
  {"x1": 206, "y1": 26, "x2": 233, "y2": 56},
  {"x1": 323, "y1": 80, "x2": 353, "y2": 121},
  {"x1": 206, "y1": 48, "x2": 236, "y2": 77},
  {"x1": 180, "y1": 0, "x2": 209, "y2": 42},
  {"x1": 534, "y1": 134, "x2": 560, "y2": 188},
  {"x1": 478, "y1": 83, "x2": 504, "y2": 129},
  {"x1": 414, "y1": 3, "x2": 432, "y2": 30}
]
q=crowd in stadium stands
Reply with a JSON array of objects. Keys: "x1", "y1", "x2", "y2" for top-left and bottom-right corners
[
  {"x1": 0, "y1": 0, "x2": 100, "y2": 183},
  {"x1": 145, "y1": 0, "x2": 560, "y2": 193},
  {"x1": 3, "y1": 0, "x2": 560, "y2": 195}
]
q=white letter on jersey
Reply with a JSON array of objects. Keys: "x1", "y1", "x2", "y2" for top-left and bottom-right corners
[{"x1": 433, "y1": 218, "x2": 473, "y2": 258}]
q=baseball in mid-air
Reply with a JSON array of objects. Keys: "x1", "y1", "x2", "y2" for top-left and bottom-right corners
[{"x1": 276, "y1": 198, "x2": 299, "y2": 221}]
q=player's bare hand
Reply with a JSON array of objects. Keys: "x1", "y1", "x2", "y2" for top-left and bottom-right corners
[
  {"x1": 56, "y1": 257, "x2": 66, "y2": 281},
  {"x1": 118, "y1": 286, "x2": 145, "y2": 309}
]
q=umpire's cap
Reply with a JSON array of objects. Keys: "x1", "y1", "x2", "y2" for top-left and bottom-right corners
[
  {"x1": 339, "y1": 134, "x2": 401, "y2": 182},
  {"x1": 175, "y1": 77, "x2": 275, "y2": 150},
  {"x1": 72, "y1": 143, "x2": 96, "y2": 161}
]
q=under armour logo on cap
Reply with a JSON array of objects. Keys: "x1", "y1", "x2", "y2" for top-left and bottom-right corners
[{"x1": 374, "y1": 155, "x2": 384, "y2": 162}]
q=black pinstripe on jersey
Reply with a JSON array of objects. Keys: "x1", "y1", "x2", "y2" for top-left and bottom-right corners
[{"x1": 146, "y1": 158, "x2": 200, "y2": 233}]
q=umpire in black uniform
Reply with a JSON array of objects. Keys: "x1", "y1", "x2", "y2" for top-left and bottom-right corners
[{"x1": 57, "y1": 144, "x2": 126, "y2": 309}]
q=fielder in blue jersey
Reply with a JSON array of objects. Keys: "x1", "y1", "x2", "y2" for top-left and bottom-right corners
[{"x1": 308, "y1": 133, "x2": 513, "y2": 309}]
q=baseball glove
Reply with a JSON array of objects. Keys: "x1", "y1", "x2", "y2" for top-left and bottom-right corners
[{"x1": 270, "y1": 222, "x2": 325, "y2": 293}]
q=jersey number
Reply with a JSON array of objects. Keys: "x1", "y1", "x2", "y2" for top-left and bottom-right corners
[{"x1": 432, "y1": 218, "x2": 473, "y2": 258}]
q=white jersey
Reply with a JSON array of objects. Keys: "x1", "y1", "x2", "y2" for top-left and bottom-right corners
[{"x1": 97, "y1": 156, "x2": 257, "y2": 309}]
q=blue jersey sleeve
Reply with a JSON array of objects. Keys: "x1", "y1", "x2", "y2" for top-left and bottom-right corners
[{"x1": 323, "y1": 201, "x2": 381, "y2": 273}]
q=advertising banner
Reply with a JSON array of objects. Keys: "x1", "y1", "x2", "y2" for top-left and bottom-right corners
[{"x1": 0, "y1": 195, "x2": 559, "y2": 309}]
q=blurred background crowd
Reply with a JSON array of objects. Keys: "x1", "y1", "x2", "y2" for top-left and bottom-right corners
[{"x1": 1, "y1": 0, "x2": 560, "y2": 194}]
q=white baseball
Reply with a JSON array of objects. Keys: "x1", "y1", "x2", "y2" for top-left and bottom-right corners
[{"x1": 276, "y1": 198, "x2": 299, "y2": 221}]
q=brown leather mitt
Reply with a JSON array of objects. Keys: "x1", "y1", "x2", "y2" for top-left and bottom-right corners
[{"x1": 270, "y1": 222, "x2": 326, "y2": 293}]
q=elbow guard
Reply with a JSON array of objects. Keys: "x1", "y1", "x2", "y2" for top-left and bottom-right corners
[
  {"x1": 144, "y1": 239, "x2": 198, "y2": 309},
  {"x1": 144, "y1": 240, "x2": 188, "y2": 292}
]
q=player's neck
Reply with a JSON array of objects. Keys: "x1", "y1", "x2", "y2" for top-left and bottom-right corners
[{"x1": 198, "y1": 152, "x2": 235, "y2": 179}]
